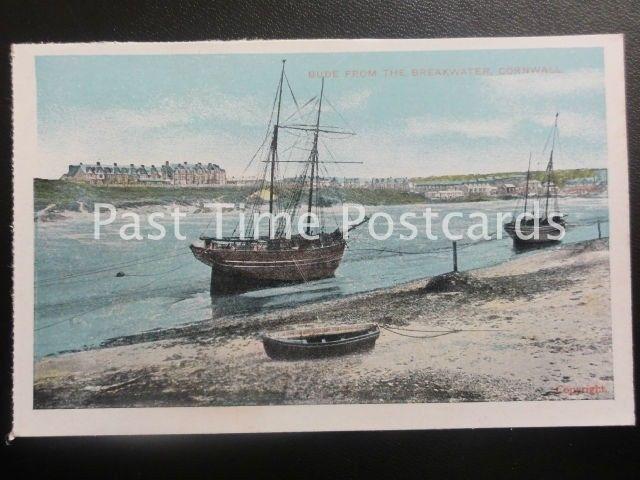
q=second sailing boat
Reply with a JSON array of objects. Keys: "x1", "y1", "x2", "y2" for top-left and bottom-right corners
[
  {"x1": 191, "y1": 61, "x2": 367, "y2": 293},
  {"x1": 504, "y1": 113, "x2": 567, "y2": 246}
]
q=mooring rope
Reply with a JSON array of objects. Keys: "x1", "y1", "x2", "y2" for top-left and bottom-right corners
[
  {"x1": 36, "y1": 248, "x2": 192, "y2": 285},
  {"x1": 35, "y1": 264, "x2": 191, "y2": 332},
  {"x1": 379, "y1": 324, "x2": 505, "y2": 339},
  {"x1": 379, "y1": 325, "x2": 459, "y2": 339},
  {"x1": 114, "y1": 265, "x2": 184, "y2": 277},
  {"x1": 383, "y1": 324, "x2": 506, "y2": 333}
]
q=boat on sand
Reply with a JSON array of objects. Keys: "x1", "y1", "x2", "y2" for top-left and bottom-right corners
[{"x1": 262, "y1": 323, "x2": 380, "y2": 360}]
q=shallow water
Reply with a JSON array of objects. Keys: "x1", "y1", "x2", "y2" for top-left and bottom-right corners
[{"x1": 34, "y1": 196, "x2": 609, "y2": 358}]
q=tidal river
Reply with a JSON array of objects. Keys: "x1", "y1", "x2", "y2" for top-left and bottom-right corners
[{"x1": 34, "y1": 197, "x2": 609, "y2": 358}]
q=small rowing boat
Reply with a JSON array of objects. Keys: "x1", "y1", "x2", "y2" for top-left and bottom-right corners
[{"x1": 262, "y1": 323, "x2": 380, "y2": 360}]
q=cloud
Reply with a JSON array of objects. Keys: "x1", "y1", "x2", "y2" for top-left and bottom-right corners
[
  {"x1": 334, "y1": 88, "x2": 372, "y2": 111},
  {"x1": 42, "y1": 88, "x2": 266, "y2": 136},
  {"x1": 39, "y1": 118, "x2": 259, "y2": 177},
  {"x1": 482, "y1": 68, "x2": 604, "y2": 98},
  {"x1": 37, "y1": 68, "x2": 607, "y2": 179},
  {"x1": 37, "y1": 89, "x2": 272, "y2": 177},
  {"x1": 403, "y1": 109, "x2": 605, "y2": 143},
  {"x1": 405, "y1": 116, "x2": 515, "y2": 139},
  {"x1": 174, "y1": 90, "x2": 266, "y2": 126},
  {"x1": 528, "y1": 112, "x2": 605, "y2": 141},
  {"x1": 325, "y1": 125, "x2": 606, "y2": 178}
]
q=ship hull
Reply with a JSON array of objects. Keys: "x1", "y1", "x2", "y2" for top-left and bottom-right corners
[
  {"x1": 503, "y1": 221, "x2": 565, "y2": 245},
  {"x1": 190, "y1": 240, "x2": 346, "y2": 293}
]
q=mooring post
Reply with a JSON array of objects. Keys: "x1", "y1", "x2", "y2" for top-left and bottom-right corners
[
  {"x1": 597, "y1": 219, "x2": 602, "y2": 239},
  {"x1": 452, "y1": 240, "x2": 458, "y2": 272}
]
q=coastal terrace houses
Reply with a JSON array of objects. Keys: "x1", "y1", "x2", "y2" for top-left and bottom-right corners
[
  {"x1": 370, "y1": 177, "x2": 414, "y2": 191},
  {"x1": 414, "y1": 175, "x2": 528, "y2": 200},
  {"x1": 62, "y1": 161, "x2": 227, "y2": 187}
]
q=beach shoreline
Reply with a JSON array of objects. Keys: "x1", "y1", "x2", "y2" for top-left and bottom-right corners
[{"x1": 33, "y1": 238, "x2": 613, "y2": 408}]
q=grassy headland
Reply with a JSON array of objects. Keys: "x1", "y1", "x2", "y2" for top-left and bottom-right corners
[
  {"x1": 34, "y1": 179, "x2": 426, "y2": 212},
  {"x1": 319, "y1": 187, "x2": 425, "y2": 206},
  {"x1": 34, "y1": 179, "x2": 253, "y2": 212}
]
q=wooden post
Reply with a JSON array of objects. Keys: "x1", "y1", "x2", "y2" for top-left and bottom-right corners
[
  {"x1": 452, "y1": 240, "x2": 458, "y2": 272},
  {"x1": 597, "y1": 220, "x2": 602, "y2": 239}
]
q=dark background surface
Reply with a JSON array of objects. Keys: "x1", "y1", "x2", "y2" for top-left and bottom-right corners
[{"x1": 1, "y1": 0, "x2": 638, "y2": 477}]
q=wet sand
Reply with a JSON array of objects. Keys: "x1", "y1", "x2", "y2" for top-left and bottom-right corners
[{"x1": 34, "y1": 239, "x2": 613, "y2": 408}]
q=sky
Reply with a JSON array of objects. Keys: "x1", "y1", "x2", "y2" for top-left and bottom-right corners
[{"x1": 36, "y1": 47, "x2": 607, "y2": 179}]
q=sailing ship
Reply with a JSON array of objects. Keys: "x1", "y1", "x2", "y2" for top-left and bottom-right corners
[
  {"x1": 190, "y1": 60, "x2": 367, "y2": 293},
  {"x1": 504, "y1": 113, "x2": 566, "y2": 245}
]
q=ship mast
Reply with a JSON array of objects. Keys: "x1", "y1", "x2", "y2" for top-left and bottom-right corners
[
  {"x1": 306, "y1": 77, "x2": 324, "y2": 236},
  {"x1": 269, "y1": 60, "x2": 286, "y2": 238},
  {"x1": 523, "y1": 152, "x2": 532, "y2": 215},
  {"x1": 544, "y1": 113, "x2": 559, "y2": 219}
]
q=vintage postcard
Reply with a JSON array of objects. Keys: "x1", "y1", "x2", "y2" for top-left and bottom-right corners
[{"x1": 11, "y1": 35, "x2": 634, "y2": 437}]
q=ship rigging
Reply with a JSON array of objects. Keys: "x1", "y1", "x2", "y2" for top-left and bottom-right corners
[{"x1": 190, "y1": 60, "x2": 367, "y2": 293}]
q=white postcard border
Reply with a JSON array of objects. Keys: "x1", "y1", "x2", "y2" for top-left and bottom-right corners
[{"x1": 11, "y1": 34, "x2": 634, "y2": 437}]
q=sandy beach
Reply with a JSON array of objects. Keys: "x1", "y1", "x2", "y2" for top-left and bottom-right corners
[{"x1": 34, "y1": 238, "x2": 613, "y2": 408}]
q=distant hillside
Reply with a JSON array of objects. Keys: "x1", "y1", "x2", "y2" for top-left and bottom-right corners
[
  {"x1": 412, "y1": 168, "x2": 605, "y2": 188},
  {"x1": 321, "y1": 187, "x2": 425, "y2": 206},
  {"x1": 34, "y1": 179, "x2": 426, "y2": 212}
]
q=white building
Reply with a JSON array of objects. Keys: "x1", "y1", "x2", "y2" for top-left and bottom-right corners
[
  {"x1": 370, "y1": 177, "x2": 414, "y2": 191},
  {"x1": 463, "y1": 182, "x2": 498, "y2": 196},
  {"x1": 425, "y1": 189, "x2": 466, "y2": 200}
]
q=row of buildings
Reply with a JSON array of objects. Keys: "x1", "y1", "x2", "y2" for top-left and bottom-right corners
[
  {"x1": 62, "y1": 161, "x2": 227, "y2": 186},
  {"x1": 293, "y1": 177, "x2": 415, "y2": 190},
  {"x1": 318, "y1": 170, "x2": 608, "y2": 200},
  {"x1": 304, "y1": 175, "x2": 541, "y2": 199},
  {"x1": 62, "y1": 161, "x2": 607, "y2": 199},
  {"x1": 411, "y1": 170, "x2": 608, "y2": 200},
  {"x1": 413, "y1": 176, "x2": 524, "y2": 200}
]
